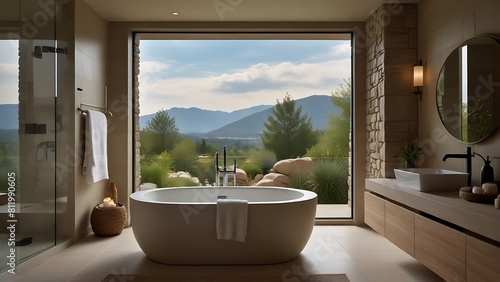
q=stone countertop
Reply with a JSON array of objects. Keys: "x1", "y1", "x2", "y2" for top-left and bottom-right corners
[{"x1": 365, "y1": 178, "x2": 500, "y2": 243}]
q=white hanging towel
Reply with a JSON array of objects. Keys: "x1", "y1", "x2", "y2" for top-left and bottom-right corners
[
  {"x1": 216, "y1": 198, "x2": 248, "y2": 242},
  {"x1": 83, "y1": 110, "x2": 109, "y2": 184}
]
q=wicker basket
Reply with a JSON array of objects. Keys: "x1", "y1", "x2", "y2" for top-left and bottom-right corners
[{"x1": 90, "y1": 203, "x2": 127, "y2": 236}]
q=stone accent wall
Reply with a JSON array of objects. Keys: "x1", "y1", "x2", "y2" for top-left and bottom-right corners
[
  {"x1": 366, "y1": 4, "x2": 418, "y2": 178},
  {"x1": 133, "y1": 37, "x2": 141, "y2": 190}
]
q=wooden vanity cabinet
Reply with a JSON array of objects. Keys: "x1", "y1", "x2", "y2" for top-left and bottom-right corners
[
  {"x1": 364, "y1": 192, "x2": 415, "y2": 256},
  {"x1": 415, "y1": 214, "x2": 466, "y2": 282},
  {"x1": 364, "y1": 190, "x2": 500, "y2": 281},
  {"x1": 467, "y1": 236, "x2": 500, "y2": 281},
  {"x1": 385, "y1": 200, "x2": 415, "y2": 257},
  {"x1": 364, "y1": 192, "x2": 385, "y2": 235}
]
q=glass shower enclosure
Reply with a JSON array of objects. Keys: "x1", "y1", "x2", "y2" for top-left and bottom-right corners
[{"x1": 0, "y1": 0, "x2": 57, "y2": 273}]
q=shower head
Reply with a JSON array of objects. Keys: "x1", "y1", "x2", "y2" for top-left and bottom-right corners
[{"x1": 32, "y1": 46, "x2": 43, "y2": 59}]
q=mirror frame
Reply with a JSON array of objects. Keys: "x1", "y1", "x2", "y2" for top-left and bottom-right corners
[{"x1": 436, "y1": 34, "x2": 500, "y2": 144}]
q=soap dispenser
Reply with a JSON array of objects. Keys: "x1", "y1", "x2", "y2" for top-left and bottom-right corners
[{"x1": 475, "y1": 153, "x2": 494, "y2": 184}]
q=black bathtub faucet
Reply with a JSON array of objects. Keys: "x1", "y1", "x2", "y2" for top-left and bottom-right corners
[
  {"x1": 215, "y1": 145, "x2": 237, "y2": 186},
  {"x1": 442, "y1": 146, "x2": 473, "y2": 186}
]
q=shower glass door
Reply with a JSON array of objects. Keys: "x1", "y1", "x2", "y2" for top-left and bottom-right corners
[{"x1": 0, "y1": 0, "x2": 56, "y2": 274}]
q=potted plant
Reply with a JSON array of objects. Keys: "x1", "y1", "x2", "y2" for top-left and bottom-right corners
[{"x1": 395, "y1": 142, "x2": 422, "y2": 168}]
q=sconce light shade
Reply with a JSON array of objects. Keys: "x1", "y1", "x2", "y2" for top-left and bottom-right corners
[{"x1": 413, "y1": 65, "x2": 423, "y2": 87}]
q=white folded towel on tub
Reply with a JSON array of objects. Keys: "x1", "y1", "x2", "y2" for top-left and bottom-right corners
[{"x1": 216, "y1": 198, "x2": 248, "y2": 242}]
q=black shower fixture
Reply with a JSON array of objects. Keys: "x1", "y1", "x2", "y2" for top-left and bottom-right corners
[{"x1": 32, "y1": 45, "x2": 67, "y2": 59}]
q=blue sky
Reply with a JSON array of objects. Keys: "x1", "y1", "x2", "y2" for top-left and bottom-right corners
[
  {"x1": 138, "y1": 39, "x2": 351, "y2": 115},
  {"x1": 0, "y1": 39, "x2": 352, "y2": 115},
  {"x1": 0, "y1": 40, "x2": 19, "y2": 105}
]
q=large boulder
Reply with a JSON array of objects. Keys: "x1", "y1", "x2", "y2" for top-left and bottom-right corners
[
  {"x1": 235, "y1": 168, "x2": 249, "y2": 186},
  {"x1": 137, "y1": 183, "x2": 157, "y2": 191},
  {"x1": 251, "y1": 174, "x2": 264, "y2": 185},
  {"x1": 254, "y1": 178, "x2": 276, "y2": 187},
  {"x1": 259, "y1": 172, "x2": 291, "y2": 187},
  {"x1": 272, "y1": 157, "x2": 314, "y2": 177}
]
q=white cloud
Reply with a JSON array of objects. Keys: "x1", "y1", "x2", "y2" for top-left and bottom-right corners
[
  {"x1": 328, "y1": 42, "x2": 352, "y2": 58},
  {"x1": 0, "y1": 63, "x2": 18, "y2": 75},
  {"x1": 211, "y1": 59, "x2": 350, "y2": 94},
  {"x1": 138, "y1": 58, "x2": 350, "y2": 114},
  {"x1": 140, "y1": 61, "x2": 172, "y2": 74},
  {"x1": 0, "y1": 63, "x2": 19, "y2": 104}
]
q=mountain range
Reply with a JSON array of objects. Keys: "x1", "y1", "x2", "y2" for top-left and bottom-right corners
[
  {"x1": 0, "y1": 95, "x2": 342, "y2": 138},
  {"x1": 140, "y1": 95, "x2": 341, "y2": 138}
]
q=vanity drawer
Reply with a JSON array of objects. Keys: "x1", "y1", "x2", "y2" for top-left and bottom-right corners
[
  {"x1": 364, "y1": 192, "x2": 385, "y2": 236},
  {"x1": 385, "y1": 200, "x2": 415, "y2": 257},
  {"x1": 467, "y1": 236, "x2": 500, "y2": 281},
  {"x1": 415, "y1": 214, "x2": 466, "y2": 282}
]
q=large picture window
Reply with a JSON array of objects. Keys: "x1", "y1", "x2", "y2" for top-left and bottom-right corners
[{"x1": 134, "y1": 33, "x2": 353, "y2": 219}]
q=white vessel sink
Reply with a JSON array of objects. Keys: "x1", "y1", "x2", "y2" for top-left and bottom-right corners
[{"x1": 394, "y1": 168, "x2": 468, "y2": 192}]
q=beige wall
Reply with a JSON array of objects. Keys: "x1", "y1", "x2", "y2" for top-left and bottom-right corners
[
  {"x1": 418, "y1": 0, "x2": 500, "y2": 184},
  {"x1": 72, "y1": 0, "x2": 109, "y2": 238},
  {"x1": 107, "y1": 22, "x2": 133, "y2": 225}
]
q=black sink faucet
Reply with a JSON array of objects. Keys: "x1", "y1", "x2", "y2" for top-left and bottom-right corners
[{"x1": 442, "y1": 146, "x2": 473, "y2": 186}]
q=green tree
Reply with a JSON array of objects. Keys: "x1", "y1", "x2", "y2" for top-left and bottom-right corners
[
  {"x1": 307, "y1": 79, "x2": 351, "y2": 158},
  {"x1": 260, "y1": 94, "x2": 317, "y2": 160},
  {"x1": 198, "y1": 139, "x2": 208, "y2": 155},
  {"x1": 142, "y1": 109, "x2": 180, "y2": 155},
  {"x1": 228, "y1": 146, "x2": 245, "y2": 157}
]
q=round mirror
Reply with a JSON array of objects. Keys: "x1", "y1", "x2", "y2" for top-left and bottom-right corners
[{"x1": 436, "y1": 35, "x2": 500, "y2": 143}]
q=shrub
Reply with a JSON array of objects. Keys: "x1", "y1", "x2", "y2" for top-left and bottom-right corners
[
  {"x1": 289, "y1": 169, "x2": 312, "y2": 191},
  {"x1": 140, "y1": 164, "x2": 164, "y2": 187},
  {"x1": 240, "y1": 160, "x2": 263, "y2": 181},
  {"x1": 171, "y1": 138, "x2": 198, "y2": 172},
  {"x1": 140, "y1": 151, "x2": 175, "y2": 187},
  {"x1": 155, "y1": 151, "x2": 174, "y2": 170},
  {"x1": 307, "y1": 158, "x2": 348, "y2": 204},
  {"x1": 248, "y1": 149, "x2": 276, "y2": 174},
  {"x1": 192, "y1": 159, "x2": 216, "y2": 185},
  {"x1": 162, "y1": 176, "x2": 198, "y2": 187}
]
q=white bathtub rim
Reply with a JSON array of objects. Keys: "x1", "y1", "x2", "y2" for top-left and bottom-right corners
[{"x1": 130, "y1": 186, "x2": 317, "y2": 205}]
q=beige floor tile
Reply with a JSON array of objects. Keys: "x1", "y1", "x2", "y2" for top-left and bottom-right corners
[
  {"x1": 68, "y1": 275, "x2": 107, "y2": 282},
  {"x1": 327, "y1": 225, "x2": 380, "y2": 237},
  {"x1": 337, "y1": 236, "x2": 402, "y2": 254},
  {"x1": 349, "y1": 251, "x2": 443, "y2": 282},
  {"x1": 21, "y1": 253, "x2": 95, "y2": 280},
  {"x1": 1, "y1": 226, "x2": 445, "y2": 282}
]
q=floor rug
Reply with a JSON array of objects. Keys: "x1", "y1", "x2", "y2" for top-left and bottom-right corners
[{"x1": 102, "y1": 273, "x2": 350, "y2": 282}]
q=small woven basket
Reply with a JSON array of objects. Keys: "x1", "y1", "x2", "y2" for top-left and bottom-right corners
[{"x1": 90, "y1": 203, "x2": 127, "y2": 236}]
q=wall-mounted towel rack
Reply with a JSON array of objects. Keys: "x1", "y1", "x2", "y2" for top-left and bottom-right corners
[
  {"x1": 77, "y1": 86, "x2": 113, "y2": 117},
  {"x1": 77, "y1": 104, "x2": 113, "y2": 117}
]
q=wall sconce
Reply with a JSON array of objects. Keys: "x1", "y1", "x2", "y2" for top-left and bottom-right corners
[{"x1": 413, "y1": 60, "x2": 423, "y2": 96}]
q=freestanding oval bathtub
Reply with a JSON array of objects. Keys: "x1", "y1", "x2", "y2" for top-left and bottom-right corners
[{"x1": 130, "y1": 186, "x2": 317, "y2": 265}]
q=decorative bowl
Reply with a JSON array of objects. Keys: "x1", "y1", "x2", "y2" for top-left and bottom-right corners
[{"x1": 459, "y1": 191, "x2": 497, "y2": 204}]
